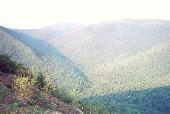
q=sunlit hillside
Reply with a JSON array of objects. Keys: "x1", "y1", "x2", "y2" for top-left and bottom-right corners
[{"x1": 49, "y1": 20, "x2": 170, "y2": 94}]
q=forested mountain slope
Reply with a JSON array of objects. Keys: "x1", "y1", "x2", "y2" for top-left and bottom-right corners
[
  {"x1": 1, "y1": 20, "x2": 170, "y2": 114},
  {"x1": 49, "y1": 20, "x2": 170, "y2": 95},
  {"x1": 52, "y1": 20, "x2": 170, "y2": 69},
  {"x1": 0, "y1": 26, "x2": 90, "y2": 92}
]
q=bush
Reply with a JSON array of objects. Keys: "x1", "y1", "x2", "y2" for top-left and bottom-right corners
[
  {"x1": 0, "y1": 55, "x2": 23, "y2": 74},
  {"x1": 35, "y1": 73, "x2": 51, "y2": 100},
  {"x1": 13, "y1": 76, "x2": 34, "y2": 103},
  {"x1": 35, "y1": 73, "x2": 46, "y2": 90},
  {"x1": 12, "y1": 70, "x2": 36, "y2": 103}
]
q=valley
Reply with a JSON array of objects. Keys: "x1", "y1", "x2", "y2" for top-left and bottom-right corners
[{"x1": 0, "y1": 19, "x2": 170, "y2": 114}]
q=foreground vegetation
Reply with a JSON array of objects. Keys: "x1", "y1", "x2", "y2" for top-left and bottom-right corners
[
  {"x1": 0, "y1": 55, "x2": 82, "y2": 113},
  {"x1": 2, "y1": 54, "x2": 170, "y2": 114},
  {"x1": 0, "y1": 55, "x2": 120, "y2": 114}
]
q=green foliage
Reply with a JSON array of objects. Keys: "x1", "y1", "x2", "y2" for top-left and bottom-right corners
[
  {"x1": 0, "y1": 55, "x2": 23, "y2": 74},
  {"x1": 33, "y1": 91, "x2": 44, "y2": 101},
  {"x1": 51, "y1": 86, "x2": 74, "y2": 103},
  {"x1": 25, "y1": 106, "x2": 43, "y2": 114},
  {"x1": 9, "y1": 101, "x2": 20, "y2": 108},
  {"x1": 0, "y1": 54, "x2": 81, "y2": 114},
  {"x1": 35, "y1": 72, "x2": 46, "y2": 90},
  {"x1": 78, "y1": 100, "x2": 111, "y2": 114},
  {"x1": 0, "y1": 90, "x2": 10, "y2": 101}
]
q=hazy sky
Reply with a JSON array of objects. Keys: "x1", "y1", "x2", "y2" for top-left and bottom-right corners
[{"x1": 0, "y1": 0, "x2": 170, "y2": 29}]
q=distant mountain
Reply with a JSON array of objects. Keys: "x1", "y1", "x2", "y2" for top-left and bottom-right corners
[
  {"x1": 48, "y1": 20, "x2": 170, "y2": 94},
  {"x1": 0, "y1": 26, "x2": 90, "y2": 92},
  {"x1": 46, "y1": 20, "x2": 170, "y2": 113},
  {"x1": 17, "y1": 23, "x2": 84, "y2": 41}
]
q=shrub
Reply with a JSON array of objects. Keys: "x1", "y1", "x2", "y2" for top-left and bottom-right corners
[
  {"x1": 35, "y1": 73, "x2": 51, "y2": 100},
  {"x1": 13, "y1": 77, "x2": 34, "y2": 102},
  {"x1": 12, "y1": 72, "x2": 35, "y2": 103},
  {"x1": 0, "y1": 55, "x2": 23, "y2": 74},
  {"x1": 35, "y1": 73, "x2": 46, "y2": 90}
]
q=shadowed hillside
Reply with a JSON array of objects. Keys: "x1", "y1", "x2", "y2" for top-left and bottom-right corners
[{"x1": 83, "y1": 85, "x2": 170, "y2": 114}]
